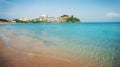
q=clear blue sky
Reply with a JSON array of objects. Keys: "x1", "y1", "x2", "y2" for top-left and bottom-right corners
[{"x1": 0, "y1": 0, "x2": 120, "y2": 22}]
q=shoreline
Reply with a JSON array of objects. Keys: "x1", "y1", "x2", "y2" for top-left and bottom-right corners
[
  {"x1": 0, "y1": 31, "x2": 106, "y2": 67},
  {"x1": 0, "y1": 37, "x2": 75, "y2": 67}
]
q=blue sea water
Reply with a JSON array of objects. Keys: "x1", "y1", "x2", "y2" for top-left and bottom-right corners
[{"x1": 0, "y1": 22, "x2": 120, "y2": 67}]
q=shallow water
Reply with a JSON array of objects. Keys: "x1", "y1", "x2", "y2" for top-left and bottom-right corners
[{"x1": 0, "y1": 22, "x2": 120, "y2": 67}]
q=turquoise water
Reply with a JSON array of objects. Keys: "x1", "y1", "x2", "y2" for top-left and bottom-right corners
[{"x1": 0, "y1": 22, "x2": 120, "y2": 67}]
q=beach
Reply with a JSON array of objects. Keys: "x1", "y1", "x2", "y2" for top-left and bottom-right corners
[
  {"x1": 0, "y1": 32, "x2": 103, "y2": 67},
  {"x1": 0, "y1": 37, "x2": 76, "y2": 67},
  {"x1": 0, "y1": 23, "x2": 120, "y2": 67}
]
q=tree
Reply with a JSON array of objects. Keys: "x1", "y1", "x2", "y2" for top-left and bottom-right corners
[
  {"x1": 14, "y1": 19, "x2": 21, "y2": 22},
  {"x1": 67, "y1": 15, "x2": 80, "y2": 23},
  {"x1": 0, "y1": 18, "x2": 8, "y2": 22},
  {"x1": 14, "y1": 19, "x2": 27, "y2": 23}
]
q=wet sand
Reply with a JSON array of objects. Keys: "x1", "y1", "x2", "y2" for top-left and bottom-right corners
[
  {"x1": 0, "y1": 32, "x2": 106, "y2": 67},
  {"x1": 0, "y1": 37, "x2": 106, "y2": 67},
  {"x1": 0, "y1": 38, "x2": 76, "y2": 67}
]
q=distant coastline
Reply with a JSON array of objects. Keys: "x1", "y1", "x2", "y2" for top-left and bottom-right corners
[{"x1": 0, "y1": 15, "x2": 80, "y2": 24}]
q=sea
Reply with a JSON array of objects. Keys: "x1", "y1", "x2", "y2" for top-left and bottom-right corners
[{"x1": 0, "y1": 22, "x2": 120, "y2": 67}]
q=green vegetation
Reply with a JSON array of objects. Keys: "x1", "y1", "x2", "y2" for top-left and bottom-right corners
[
  {"x1": 14, "y1": 19, "x2": 21, "y2": 23},
  {"x1": 0, "y1": 18, "x2": 9, "y2": 22},
  {"x1": 13, "y1": 19, "x2": 28, "y2": 23},
  {"x1": 67, "y1": 15, "x2": 80, "y2": 23},
  {"x1": 60, "y1": 15, "x2": 80, "y2": 23}
]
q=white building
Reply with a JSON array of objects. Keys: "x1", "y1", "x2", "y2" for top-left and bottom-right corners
[
  {"x1": 41, "y1": 14, "x2": 48, "y2": 18},
  {"x1": 36, "y1": 14, "x2": 62, "y2": 22},
  {"x1": 20, "y1": 17, "x2": 33, "y2": 21},
  {"x1": 47, "y1": 17, "x2": 56, "y2": 22},
  {"x1": 37, "y1": 14, "x2": 48, "y2": 22}
]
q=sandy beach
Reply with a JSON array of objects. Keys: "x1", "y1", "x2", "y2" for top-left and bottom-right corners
[
  {"x1": 1, "y1": 21, "x2": 118, "y2": 67},
  {"x1": 0, "y1": 37, "x2": 76, "y2": 67},
  {"x1": 0, "y1": 30, "x2": 108, "y2": 67},
  {"x1": 0, "y1": 35, "x2": 105, "y2": 67}
]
